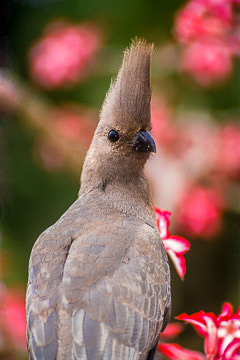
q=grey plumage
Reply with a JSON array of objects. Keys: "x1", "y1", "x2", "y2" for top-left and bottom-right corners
[{"x1": 26, "y1": 40, "x2": 171, "y2": 360}]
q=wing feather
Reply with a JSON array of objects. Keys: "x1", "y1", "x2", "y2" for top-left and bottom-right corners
[
  {"x1": 27, "y1": 201, "x2": 171, "y2": 359},
  {"x1": 60, "y1": 217, "x2": 170, "y2": 359}
]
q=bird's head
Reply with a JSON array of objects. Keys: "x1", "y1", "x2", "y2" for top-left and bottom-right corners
[{"x1": 81, "y1": 40, "x2": 156, "y2": 190}]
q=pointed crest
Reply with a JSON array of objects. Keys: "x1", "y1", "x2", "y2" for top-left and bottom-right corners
[{"x1": 100, "y1": 39, "x2": 154, "y2": 130}]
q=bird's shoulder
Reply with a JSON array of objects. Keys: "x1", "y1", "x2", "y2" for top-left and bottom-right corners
[
  {"x1": 60, "y1": 213, "x2": 170, "y2": 359},
  {"x1": 61, "y1": 208, "x2": 166, "y2": 296},
  {"x1": 26, "y1": 193, "x2": 157, "y2": 298},
  {"x1": 26, "y1": 194, "x2": 171, "y2": 359}
]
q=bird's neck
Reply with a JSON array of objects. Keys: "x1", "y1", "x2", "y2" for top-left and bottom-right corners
[{"x1": 79, "y1": 169, "x2": 156, "y2": 227}]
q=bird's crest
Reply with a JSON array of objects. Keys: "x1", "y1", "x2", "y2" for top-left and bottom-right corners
[{"x1": 100, "y1": 39, "x2": 154, "y2": 130}]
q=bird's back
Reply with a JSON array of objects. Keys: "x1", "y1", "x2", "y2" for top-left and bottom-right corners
[{"x1": 26, "y1": 190, "x2": 171, "y2": 359}]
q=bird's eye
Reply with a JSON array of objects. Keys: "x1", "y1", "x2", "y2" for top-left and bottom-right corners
[{"x1": 108, "y1": 129, "x2": 119, "y2": 142}]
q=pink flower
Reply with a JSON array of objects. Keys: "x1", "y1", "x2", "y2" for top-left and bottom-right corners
[
  {"x1": 176, "y1": 185, "x2": 223, "y2": 239},
  {"x1": 175, "y1": 0, "x2": 232, "y2": 44},
  {"x1": 174, "y1": 0, "x2": 240, "y2": 86},
  {"x1": 33, "y1": 106, "x2": 96, "y2": 172},
  {"x1": 204, "y1": 0, "x2": 233, "y2": 23},
  {"x1": 222, "y1": 339, "x2": 240, "y2": 360},
  {"x1": 50, "y1": 106, "x2": 96, "y2": 147},
  {"x1": 158, "y1": 343, "x2": 206, "y2": 360},
  {"x1": 155, "y1": 207, "x2": 190, "y2": 279},
  {"x1": 216, "y1": 125, "x2": 240, "y2": 178},
  {"x1": 0, "y1": 287, "x2": 27, "y2": 351},
  {"x1": 174, "y1": 303, "x2": 240, "y2": 359},
  {"x1": 181, "y1": 40, "x2": 233, "y2": 86},
  {"x1": 161, "y1": 322, "x2": 184, "y2": 339},
  {"x1": 29, "y1": 20, "x2": 101, "y2": 89},
  {"x1": 217, "y1": 303, "x2": 240, "y2": 358},
  {"x1": 158, "y1": 303, "x2": 240, "y2": 360},
  {"x1": 151, "y1": 97, "x2": 175, "y2": 147},
  {"x1": 177, "y1": 311, "x2": 218, "y2": 357}
]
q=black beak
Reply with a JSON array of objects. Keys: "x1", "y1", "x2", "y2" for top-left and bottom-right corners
[{"x1": 132, "y1": 130, "x2": 156, "y2": 153}]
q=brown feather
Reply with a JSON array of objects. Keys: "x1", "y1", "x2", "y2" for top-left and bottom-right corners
[{"x1": 100, "y1": 39, "x2": 154, "y2": 131}]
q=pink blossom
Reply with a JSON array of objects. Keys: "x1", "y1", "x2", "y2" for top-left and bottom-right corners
[
  {"x1": 161, "y1": 322, "x2": 184, "y2": 339},
  {"x1": 50, "y1": 106, "x2": 96, "y2": 147},
  {"x1": 158, "y1": 303, "x2": 240, "y2": 360},
  {"x1": 155, "y1": 207, "x2": 190, "y2": 279},
  {"x1": 175, "y1": 0, "x2": 232, "y2": 43},
  {"x1": 151, "y1": 97, "x2": 176, "y2": 147},
  {"x1": 173, "y1": 303, "x2": 240, "y2": 359},
  {"x1": 158, "y1": 342, "x2": 206, "y2": 360},
  {"x1": 203, "y1": 0, "x2": 233, "y2": 23},
  {"x1": 181, "y1": 40, "x2": 233, "y2": 86},
  {"x1": 0, "y1": 287, "x2": 27, "y2": 351},
  {"x1": 176, "y1": 185, "x2": 223, "y2": 238},
  {"x1": 29, "y1": 20, "x2": 101, "y2": 89},
  {"x1": 33, "y1": 106, "x2": 96, "y2": 172},
  {"x1": 222, "y1": 339, "x2": 240, "y2": 360},
  {"x1": 217, "y1": 303, "x2": 240, "y2": 357},
  {"x1": 177, "y1": 311, "x2": 218, "y2": 357},
  {"x1": 215, "y1": 125, "x2": 240, "y2": 178},
  {"x1": 174, "y1": 0, "x2": 240, "y2": 86}
]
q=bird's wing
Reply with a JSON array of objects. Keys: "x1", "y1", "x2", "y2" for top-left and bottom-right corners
[
  {"x1": 26, "y1": 199, "x2": 83, "y2": 360},
  {"x1": 26, "y1": 225, "x2": 68, "y2": 359},
  {"x1": 26, "y1": 204, "x2": 171, "y2": 360},
  {"x1": 60, "y1": 215, "x2": 171, "y2": 360}
]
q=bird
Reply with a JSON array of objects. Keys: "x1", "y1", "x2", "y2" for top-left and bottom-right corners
[{"x1": 26, "y1": 39, "x2": 171, "y2": 360}]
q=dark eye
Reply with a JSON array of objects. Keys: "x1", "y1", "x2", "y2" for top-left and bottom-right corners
[{"x1": 108, "y1": 129, "x2": 119, "y2": 142}]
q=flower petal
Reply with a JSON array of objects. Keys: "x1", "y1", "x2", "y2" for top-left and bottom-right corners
[
  {"x1": 154, "y1": 207, "x2": 171, "y2": 239},
  {"x1": 218, "y1": 302, "x2": 234, "y2": 322},
  {"x1": 155, "y1": 206, "x2": 190, "y2": 278},
  {"x1": 218, "y1": 318, "x2": 240, "y2": 355},
  {"x1": 163, "y1": 236, "x2": 190, "y2": 254},
  {"x1": 177, "y1": 311, "x2": 217, "y2": 336},
  {"x1": 166, "y1": 249, "x2": 186, "y2": 279},
  {"x1": 175, "y1": 304, "x2": 240, "y2": 359},
  {"x1": 157, "y1": 343, "x2": 205, "y2": 360},
  {"x1": 161, "y1": 322, "x2": 184, "y2": 339},
  {"x1": 237, "y1": 306, "x2": 240, "y2": 317},
  {"x1": 203, "y1": 314, "x2": 218, "y2": 357},
  {"x1": 222, "y1": 338, "x2": 240, "y2": 360}
]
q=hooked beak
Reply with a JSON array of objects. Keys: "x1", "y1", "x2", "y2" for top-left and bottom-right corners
[{"x1": 132, "y1": 129, "x2": 156, "y2": 153}]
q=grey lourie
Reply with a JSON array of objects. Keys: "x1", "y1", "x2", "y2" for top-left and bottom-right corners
[{"x1": 26, "y1": 39, "x2": 171, "y2": 360}]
